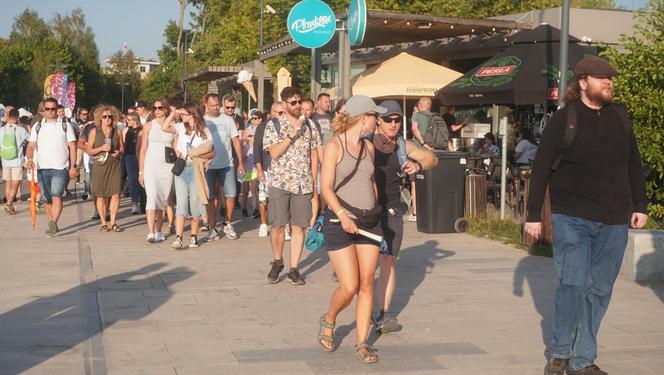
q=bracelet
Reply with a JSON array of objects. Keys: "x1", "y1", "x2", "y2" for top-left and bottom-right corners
[{"x1": 335, "y1": 208, "x2": 345, "y2": 216}]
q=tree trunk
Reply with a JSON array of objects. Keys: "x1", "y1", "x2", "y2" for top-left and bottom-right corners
[{"x1": 176, "y1": 0, "x2": 186, "y2": 58}]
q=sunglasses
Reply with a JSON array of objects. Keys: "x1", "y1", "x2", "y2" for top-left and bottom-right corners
[
  {"x1": 277, "y1": 111, "x2": 284, "y2": 116},
  {"x1": 44, "y1": 107, "x2": 57, "y2": 111},
  {"x1": 251, "y1": 116, "x2": 259, "y2": 120},
  {"x1": 382, "y1": 116, "x2": 401, "y2": 123},
  {"x1": 224, "y1": 106, "x2": 235, "y2": 110},
  {"x1": 153, "y1": 106, "x2": 165, "y2": 111},
  {"x1": 102, "y1": 115, "x2": 114, "y2": 119},
  {"x1": 80, "y1": 113, "x2": 89, "y2": 116},
  {"x1": 288, "y1": 99, "x2": 302, "y2": 106},
  {"x1": 182, "y1": 112, "x2": 192, "y2": 116}
]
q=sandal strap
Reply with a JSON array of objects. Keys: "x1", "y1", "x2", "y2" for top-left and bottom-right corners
[
  {"x1": 354, "y1": 344, "x2": 377, "y2": 361},
  {"x1": 319, "y1": 315, "x2": 335, "y2": 329}
]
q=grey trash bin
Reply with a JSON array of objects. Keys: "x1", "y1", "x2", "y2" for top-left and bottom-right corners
[{"x1": 415, "y1": 151, "x2": 469, "y2": 233}]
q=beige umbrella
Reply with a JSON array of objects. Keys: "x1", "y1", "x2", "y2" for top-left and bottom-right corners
[{"x1": 350, "y1": 52, "x2": 462, "y2": 135}]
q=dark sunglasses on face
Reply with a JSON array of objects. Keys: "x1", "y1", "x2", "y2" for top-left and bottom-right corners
[
  {"x1": 251, "y1": 116, "x2": 259, "y2": 120},
  {"x1": 80, "y1": 113, "x2": 88, "y2": 117},
  {"x1": 153, "y1": 106, "x2": 165, "y2": 111},
  {"x1": 288, "y1": 99, "x2": 302, "y2": 106},
  {"x1": 224, "y1": 106, "x2": 235, "y2": 110},
  {"x1": 382, "y1": 116, "x2": 401, "y2": 123},
  {"x1": 277, "y1": 111, "x2": 284, "y2": 115},
  {"x1": 44, "y1": 107, "x2": 57, "y2": 111},
  {"x1": 102, "y1": 115, "x2": 114, "y2": 119}
]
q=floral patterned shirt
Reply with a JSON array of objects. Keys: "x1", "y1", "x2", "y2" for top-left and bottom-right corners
[{"x1": 263, "y1": 115, "x2": 321, "y2": 194}]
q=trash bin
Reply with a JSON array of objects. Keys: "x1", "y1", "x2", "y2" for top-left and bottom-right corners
[{"x1": 415, "y1": 151, "x2": 469, "y2": 233}]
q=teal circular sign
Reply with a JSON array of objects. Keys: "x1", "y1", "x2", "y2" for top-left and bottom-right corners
[
  {"x1": 287, "y1": 0, "x2": 336, "y2": 49},
  {"x1": 348, "y1": 0, "x2": 367, "y2": 46}
]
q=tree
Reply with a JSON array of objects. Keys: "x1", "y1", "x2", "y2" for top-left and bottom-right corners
[
  {"x1": 603, "y1": 0, "x2": 664, "y2": 223},
  {"x1": 105, "y1": 48, "x2": 142, "y2": 109}
]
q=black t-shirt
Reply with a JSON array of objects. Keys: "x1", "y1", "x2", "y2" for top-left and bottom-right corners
[
  {"x1": 125, "y1": 127, "x2": 139, "y2": 156},
  {"x1": 374, "y1": 145, "x2": 403, "y2": 209},
  {"x1": 442, "y1": 113, "x2": 460, "y2": 138}
]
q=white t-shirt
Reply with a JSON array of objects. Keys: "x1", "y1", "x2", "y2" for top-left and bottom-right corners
[
  {"x1": 28, "y1": 119, "x2": 76, "y2": 170},
  {"x1": 205, "y1": 114, "x2": 238, "y2": 169},
  {"x1": 515, "y1": 139, "x2": 538, "y2": 165},
  {"x1": 174, "y1": 123, "x2": 211, "y2": 160}
]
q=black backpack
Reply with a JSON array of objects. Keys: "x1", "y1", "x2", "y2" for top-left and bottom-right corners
[
  {"x1": 422, "y1": 112, "x2": 449, "y2": 150},
  {"x1": 552, "y1": 101, "x2": 631, "y2": 171}
]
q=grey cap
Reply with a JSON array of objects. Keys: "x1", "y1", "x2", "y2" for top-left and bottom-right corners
[
  {"x1": 379, "y1": 100, "x2": 403, "y2": 117},
  {"x1": 345, "y1": 95, "x2": 387, "y2": 117}
]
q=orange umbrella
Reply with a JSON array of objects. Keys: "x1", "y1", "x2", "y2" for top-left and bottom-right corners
[{"x1": 28, "y1": 169, "x2": 40, "y2": 231}]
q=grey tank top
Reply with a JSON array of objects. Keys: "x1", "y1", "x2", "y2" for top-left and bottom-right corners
[{"x1": 334, "y1": 137, "x2": 375, "y2": 211}]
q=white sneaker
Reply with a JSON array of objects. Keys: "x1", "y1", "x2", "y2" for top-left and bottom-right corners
[
  {"x1": 171, "y1": 236, "x2": 185, "y2": 250},
  {"x1": 147, "y1": 233, "x2": 156, "y2": 243},
  {"x1": 206, "y1": 229, "x2": 219, "y2": 242},
  {"x1": 285, "y1": 224, "x2": 291, "y2": 241},
  {"x1": 155, "y1": 232, "x2": 165, "y2": 242},
  {"x1": 131, "y1": 203, "x2": 140, "y2": 215},
  {"x1": 404, "y1": 213, "x2": 417, "y2": 222},
  {"x1": 200, "y1": 224, "x2": 210, "y2": 232},
  {"x1": 189, "y1": 236, "x2": 199, "y2": 248},
  {"x1": 223, "y1": 223, "x2": 238, "y2": 240},
  {"x1": 258, "y1": 224, "x2": 268, "y2": 237}
]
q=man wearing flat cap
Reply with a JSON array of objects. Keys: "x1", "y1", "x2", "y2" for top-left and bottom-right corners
[{"x1": 526, "y1": 56, "x2": 648, "y2": 375}]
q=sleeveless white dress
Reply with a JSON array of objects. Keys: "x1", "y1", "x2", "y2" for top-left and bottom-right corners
[{"x1": 144, "y1": 120, "x2": 174, "y2": 210}]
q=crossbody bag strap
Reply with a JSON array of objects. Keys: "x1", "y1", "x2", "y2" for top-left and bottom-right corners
[{"x1": 333, "y1": 136, "x2": 365, "y2": 193}]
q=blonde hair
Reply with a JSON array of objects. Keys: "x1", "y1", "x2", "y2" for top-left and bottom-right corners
[
  {"x1": 126, "y1": 112, "x2": 142, "y2": 129},
  {"x1": 332, "y1": 112, "x2": 363, "y2": 136},
  {"x1": 94, "y1": 105, "x2": 120, "y2": 128}
]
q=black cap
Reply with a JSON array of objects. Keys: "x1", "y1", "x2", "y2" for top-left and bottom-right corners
[
  {"x1": 574, "y1": 56, "x2": 618, "y2": 78},
  {"x1": 136, "y1": 101, "x2": 148, "y2": 109}
]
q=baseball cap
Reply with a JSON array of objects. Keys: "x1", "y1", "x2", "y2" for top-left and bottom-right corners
[
  {"x1": 574, "y1": 56, "x2": 618, "y2": 78},
  {"x1": 379, "y1": 100, "x2": 403, "y2": 117},
  {"x1": 345, "y1": 95, "x2": 387, "y2": 117}
]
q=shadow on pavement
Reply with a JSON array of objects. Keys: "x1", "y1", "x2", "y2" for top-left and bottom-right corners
[
  {"x1": 0, "y1": 263, "x2": 193, "y2": 375},
  {"x1": 513, "y1": 255, "x2": 557, "y2": 349},
  {"x1": 300, "y1": 248, "x2": 330, "y2": 278}
]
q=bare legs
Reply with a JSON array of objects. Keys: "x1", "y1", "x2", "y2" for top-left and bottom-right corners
[
  {"x1": 377, "y1": 255, "x2": 397, "y2": 311},
  {"x1": 269, "y1": 225, "x2": 305, "y2": 268},
  {"x1": 146, "y1": 209, "x2": 165, "y2": 234},
  {"x1": 96, "y1": 194, "x2": 120, "y2": 227},
  {"x1": 323, "y1": 244, "x2": 380, "y2": 354}
]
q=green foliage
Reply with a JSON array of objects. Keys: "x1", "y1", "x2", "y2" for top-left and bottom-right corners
[
  {"x1": 603, "y1": 0, "x2": 664, "y2": 223},
  {"x1": 469, "y1": 212, "x2": 553, "y2": 257}
]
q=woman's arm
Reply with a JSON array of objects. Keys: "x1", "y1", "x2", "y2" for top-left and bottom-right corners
[
  {"x1": 160, "y1": 111, "x2": 178, "y2": 133},
  {"x1": 138, "y1": 123, "x2": 150, "y2": 185},
  {"x1": 86, "y1": 128, "x2": 100, "y2": 155}
]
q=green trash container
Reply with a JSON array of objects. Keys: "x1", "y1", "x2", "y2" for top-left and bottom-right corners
[{"x1": 415, "y1": 151, "x2": 469, "y2": 233}]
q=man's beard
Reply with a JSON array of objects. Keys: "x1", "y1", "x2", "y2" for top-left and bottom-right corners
[
  {"x1": 287, "y1": 107, "x2": 301, "y2": 118},
  {"x1": 586, "y1": 85, "x2": 614, "y2": 106}
]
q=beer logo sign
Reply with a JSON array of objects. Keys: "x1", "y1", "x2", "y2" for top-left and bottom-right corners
[{"x1": 449, "y1": 56, "x2": 522, "y2": 88}]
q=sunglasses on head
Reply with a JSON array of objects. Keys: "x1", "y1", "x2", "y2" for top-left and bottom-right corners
[
  {"x1": 288, "y1": 99, "x2": 302, "y2": 106},
  {"x1": 153, "y1": 106, "x2": 165, "y2": 111},
  {"x1": 44, "y1": 107, "x2": 57, "y2": 111},
  {"x1": 102, "y1": 115, "x2": 114, "y2": 119},
  {"x1": 381, "y1": 116, "x2": 401, "y2": 123}
]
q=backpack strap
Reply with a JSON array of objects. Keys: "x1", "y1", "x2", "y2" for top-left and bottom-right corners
[
  {"x1": 396, "y1": 136, "x2": 408, "y2": 166},
  {"x1": 271, "y1": 117, "x2": 281, "y2": 135},
  {"x1": 552, "y1": 101, "x2": 577, "y2": 171}
]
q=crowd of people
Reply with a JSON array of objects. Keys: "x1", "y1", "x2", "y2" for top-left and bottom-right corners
[{"x1": 0, "y1": 56, "x2": 651, "y2": 372}]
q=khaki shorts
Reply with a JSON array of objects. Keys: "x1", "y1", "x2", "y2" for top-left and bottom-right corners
[
  {"x1": 267, "y1": 186, "x2": 312, "y2": 228},
  {"x1": 2, "y1": 167, "x2": 23, "y2": 181}
]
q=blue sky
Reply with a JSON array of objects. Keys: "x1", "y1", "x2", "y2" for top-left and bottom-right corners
[{"x1": 0, "y1": 0, "x2": 648, "y2": 64}]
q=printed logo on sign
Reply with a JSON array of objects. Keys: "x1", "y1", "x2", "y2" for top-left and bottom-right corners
[
  {"x1": 406, "y1": 86, "x2": 435, "y2": 94},
  {"x1": 290, "y1": 15, "x2": 333, "y2": 34},
  {"x1": 476, "y1": 65, "x2": 517, "y2": 77}
]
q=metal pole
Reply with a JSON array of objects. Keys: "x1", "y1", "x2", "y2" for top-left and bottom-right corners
[
  {"x1": 338, "y1": 16, "x2": 351, "y2": 99},
  {"x1": 557, "y1": 0, "x2": 570, "y2": 108},
  {"x1": 495, "y1": 105, "x2": 507, "y2": 220},
  {"x1": 121, "y1": 83, "x2": 125, "y2": 113},
  {"x1": 183, "y1": 32, "x2": 188, "y2": 102},
  {"x1": 260, "y1": 0, "x2": 264, "y2": 49},
  {"x1": 311, "y1": 48, "x2": 321, "y2": 100}
]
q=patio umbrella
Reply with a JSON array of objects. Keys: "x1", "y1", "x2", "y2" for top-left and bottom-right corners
[
  {"x1": 350, "y1": 52, "x2": 462, "y2": 135},
  {"x1": 436, "y1": 24, "x2": 597, "y2": 106}
]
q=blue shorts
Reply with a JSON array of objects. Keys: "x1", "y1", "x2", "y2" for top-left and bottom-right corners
[
  {"x1": 38, "y1": 168, "x2": 68, "y2": 203},
  {"x1": 205, "y1": 167, "x2": 237, "y2": 199}
]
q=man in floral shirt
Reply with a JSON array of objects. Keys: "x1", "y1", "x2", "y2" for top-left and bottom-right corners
[{"x1": 263, "y1": 86, "x2": 321, "y2": 285}]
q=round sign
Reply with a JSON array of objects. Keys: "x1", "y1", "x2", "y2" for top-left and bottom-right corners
[
  {"x1": 348, "y1": 0, "x2": 367, "y2": 46},
  {"x1": 287, "y1": 0, "x2": 336, "y2": 49}
]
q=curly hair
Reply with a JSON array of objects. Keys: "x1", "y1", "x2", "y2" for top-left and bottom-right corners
[
  {"x1": 332, "y1": 111, "x2": 363, "y2": 136},
  {"x1": 93, "y1": 105, "x2": 121, "y2": 128}
]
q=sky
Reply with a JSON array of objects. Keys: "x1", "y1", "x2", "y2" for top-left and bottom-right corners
[
  {"x1": 0, "y1": 0, "x2": 649, "y2": 64},
  {"x1": 0, "y1": 0, "x2": 193, "y2": 63}
]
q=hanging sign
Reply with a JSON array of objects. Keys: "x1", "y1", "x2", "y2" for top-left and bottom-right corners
[
  {"x1": 287, "y1": 0, "x2": 336, "y2": 49},
  {"x1": 348, "y1": 0, "x2": 367, "y2": 46}
]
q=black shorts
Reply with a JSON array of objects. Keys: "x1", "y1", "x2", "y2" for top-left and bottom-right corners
[
  {"x1": 323, "y1": 209, "x2": 383, "y2": 251},
  {"x1": 380, "y1": 214, "x2": 404, "y2": 257}
]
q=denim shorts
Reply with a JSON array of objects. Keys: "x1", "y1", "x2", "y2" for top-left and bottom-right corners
[
  {"x1": 174, "y1": 164, "x2": 205, "y2": 218},
  {"x1": 38, "y1": 168, "x2": 68, "y2": 203},
  {"x1": 205, "y1": 167, "x2": 237, "y2": 199}
]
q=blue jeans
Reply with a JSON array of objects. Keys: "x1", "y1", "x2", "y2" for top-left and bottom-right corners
[
  {"x1": 38, "y1": 169, "x2": 68, "y2": 203},
  {"x1": 124, "y1": 155, "x2": 141, "y2": 203},
  {"x1": 174, "y1": 164, "x2": 205, "y2": 218},
  {"x1": 549, "y1": 213, "x2": 628, "y2": 370},
  {"x1": 205, "y1": 167, "x2": 237, "y2": 199}
]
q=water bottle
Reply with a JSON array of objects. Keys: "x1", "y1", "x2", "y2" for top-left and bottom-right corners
[
  {"x1": 236, "y1": 169, "x2": 246, "y2": 183},
  {"x1": 258, "y1": 181, "x2": 267, "y2": 203}
]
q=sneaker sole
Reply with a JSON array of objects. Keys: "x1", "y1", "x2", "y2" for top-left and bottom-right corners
[
  {"x1": 287, "y1": 278, "x2": 305, "y2": 286},
  {"x1": 268, "y1": 278, "x2": 280, "y2": 284},
  {"x1": 147, "y1": 238, "x2": 156, "y2": 243}
]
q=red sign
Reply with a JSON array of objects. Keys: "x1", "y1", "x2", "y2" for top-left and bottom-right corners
[
  {"x1": 549, "y1": 87, "x2": 559, "y2": 100},
  {"x1": 475, "y1": 65, "x2": 517, "y2": 77}
]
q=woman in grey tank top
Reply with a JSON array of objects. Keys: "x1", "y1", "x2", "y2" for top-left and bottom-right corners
[{"x1": 318, "y1": 95, "x2": 387, "y2": 364}]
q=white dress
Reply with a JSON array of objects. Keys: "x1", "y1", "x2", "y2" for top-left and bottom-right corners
[{"x1": 144, "y1": 120, "x2": 174, "y2": 210}]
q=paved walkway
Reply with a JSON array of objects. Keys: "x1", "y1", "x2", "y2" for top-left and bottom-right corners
[{"x1": 0, "y1": 195, "x2": 662, "y2": 375}]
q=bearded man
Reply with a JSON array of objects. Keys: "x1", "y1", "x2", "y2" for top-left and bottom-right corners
[{"x1": 526, "y1": 56, "x2": 648, "y2": 375}]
